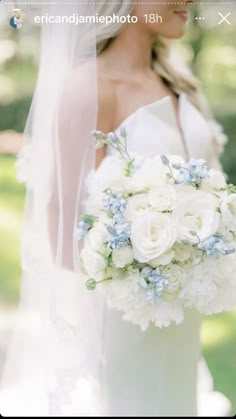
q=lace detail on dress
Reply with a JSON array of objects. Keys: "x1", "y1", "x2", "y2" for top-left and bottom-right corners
[{"x1": 48, "y1": 367, "x2": 80, "y2": 416}]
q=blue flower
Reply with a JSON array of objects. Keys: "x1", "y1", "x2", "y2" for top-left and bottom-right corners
[
  {"x1": 107, "y1": 131, "x2": 119, "y2": 144},
  {"x1": 106, "y1": 222, "x2": 130, "y2": 249},
  {"x1": 198, "y1": 233, "x2": 235, "y2": 258},
  {"x1": 175, "y1": 158, "x2": 208, "y2": 186},
  {"x1": 104, "y1": 192, "x2": 127, "y2": 216},
  {"x1": 74, "y1": 220, "x2": 90, "y2": 240},
  {"x1": 140, "y1": 267, "x2": 172, "y2": 302}
]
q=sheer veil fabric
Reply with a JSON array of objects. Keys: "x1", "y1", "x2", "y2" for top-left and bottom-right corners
[{"x1": 0, "y1": 2, "x2": 106, "y2": 416}]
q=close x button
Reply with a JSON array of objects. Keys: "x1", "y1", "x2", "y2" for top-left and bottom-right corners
[{"x1": 218, "y1": 12, "x2": 231, "y2": 25}]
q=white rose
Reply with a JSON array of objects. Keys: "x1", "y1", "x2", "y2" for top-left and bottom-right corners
[
  {"x1": 149, "y1": 249, "x2": 175, "y2": 267},
  {"x1": 163, "y1": 264, "x2": 184, "y2": 294},
  {"x1": 175, "y1": 184, "x2": 196, "y2": 201},
  {"x1": 112, "y1": 246, "x2": 134, "y2": 268},
  {"x1": 124, "y1": 194, "x2": 149, "y2": 220},
  {"x1": 173, "y1": 191, "x2": 220, "y2": 244},
  {"x1": 88, "y1": 222, "x2": 109, "y2": 252},
  {"x1": 86, "y1": 156, "x2": 127, "y2": 195},
  {"x1": 221, "y1": 194, "x2": 236, "y2": 232},
  {"x1": 80, "y1": 248, "x2": 107, "y2": 280},
  {"x1": 172, "y1": 243, "x2": 192, "y2": 262},
  {"x1": 172, "y1": 243, "x2": 202, "y2": 266},
  {"x1": 127, "y1": 156, "x2": 168, "y2": 192},
  {"x1": 148, "y1": 186, "x2": 177, "y2": 211},
  {"x1": 130, "y1": 211, "x2": 177, "y2": 263},
  {"x1": 201, "y1": 168, "x2": 227, "y2": 192}
]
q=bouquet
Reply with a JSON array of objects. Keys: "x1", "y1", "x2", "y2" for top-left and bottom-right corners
[{"x1": 75, "y1": 127, "x2": 236, "y2": 330}]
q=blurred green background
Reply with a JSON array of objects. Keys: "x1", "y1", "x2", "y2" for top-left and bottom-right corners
[{"x1": 0, "y1": 3, "x2": 235, "y2": 415}]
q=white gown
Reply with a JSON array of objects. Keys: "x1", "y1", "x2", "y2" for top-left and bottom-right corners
[{"x1": 101, "y1": 93, "x2": 231, "y2": 416}]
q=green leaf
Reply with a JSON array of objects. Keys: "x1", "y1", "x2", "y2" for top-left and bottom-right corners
[
  {"x1": 80, "y1": 214, "x2": 96, "y2": 225},
  {"x1": 124, "y1": 159, "x2": 134, "y2": 177},
  {"x1": 227, "y1": 183, "x2": 236, "y2": 193}
]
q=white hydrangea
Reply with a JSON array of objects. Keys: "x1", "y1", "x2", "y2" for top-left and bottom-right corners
[
  {"x1": 102, "y1": 270, "x2": 184, "y2": 331},
  {"x1": 220, "y1": 193, "x2": 236, "y2": 233}
]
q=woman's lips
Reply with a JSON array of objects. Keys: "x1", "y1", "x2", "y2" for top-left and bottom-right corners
[{"x1": 174, "y1": 11, "x2": 188, "y2": 21}]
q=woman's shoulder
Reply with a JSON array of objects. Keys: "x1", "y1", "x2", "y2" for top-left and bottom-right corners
[
  {"x1": 60, "y1": 61, "x2": 98, "y2": 113},
  {"x1": 97, "y1": 60, "x2": 117, "y2": 132},
  {"x1": 59, "y1": 60, "x2": 116, "y2": 130}
]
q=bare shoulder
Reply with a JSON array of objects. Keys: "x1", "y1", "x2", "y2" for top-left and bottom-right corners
[
  {"x1": 61, "y1": 58, "x2": 117, "y2": 133},
  {"x1": 60, "y1": 61, "x2": 97, "y2": 112},
  {"x1": 96, "y1": 69, "x2": 116, "y2": 133}
]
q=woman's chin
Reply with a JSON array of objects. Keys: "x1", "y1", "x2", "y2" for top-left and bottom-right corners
[{"x1": 160, "y1": 26, "x2": 187, "y2": 40}]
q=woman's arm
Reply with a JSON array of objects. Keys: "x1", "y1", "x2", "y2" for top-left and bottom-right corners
[
  {"x1": 47, "y1": 67, "x2": 115, "y2": 270},
  {"x1": 95, "y1": 75, "x2": 116, "y2": 167}
]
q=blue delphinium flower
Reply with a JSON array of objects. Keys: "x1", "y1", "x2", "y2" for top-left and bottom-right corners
[
  {"x1": 74, "y1": 220, "x2": 90, "y2": 240},
  {"x1": 74, "y1": 214, "x2": 96, "y2": 241},
  {"x1": 198, "y1": 233, "x2": 235, "y2": 258},
  {"x1": 106, "y1": 222, "x2": 130, "y2": 249},
  {"x1": 175, "y1": 158, "x2": 208, "y2": 186},
  {"x1": 104, "y1": 191, "x2": 127, "y2": 217},
  {"x1": 140, "y1": 267, "x2": 171, "y2": 303}
]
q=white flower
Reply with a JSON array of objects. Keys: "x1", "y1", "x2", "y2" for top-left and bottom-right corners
[
  {"x1": 102, "y1": 269, "x2": 184, "y2": 330},
  {"x1": 85, "y1": 156, "x2": 128, "y2": 195},
  {"x1": 88, "y1": 222, "x2": 109, "y2": 252},
  {"x1": 80, "y1": 248, "x2": 107, "y2": 280},
  {"x1": 148, "y1": 186, "x2": 177, "y2": 211},
  {"x1": 172, "y1": 243, "x2": 202, "y2": 266},
  {"x1": 179, "y1": 254, "x2": 236, "y2": 313},
  {"x1": 173, "y1": 243, "x2": 192, "y2": 262},
  {"x1": 130, "y1": 211, "x2": 177, "y2": 263},
  {"x1": 175, "y1": 183, "x2": 198, "y2": 200},
  {"x1": 83, "y1": 193, "x2": 104, "y2": 216},
  {"x1": 149, "y1": 249, "x2": 175, "y2": 267},
  {"x1": 112, "y1": 246, "x2": 134, "y2": 268},
  {"x1": 127, "y1": 156, "x2": 168, "y2": 192},
  {"x1": 124, "y1": 193, "x2": 149, "y2": 220},
  {"x1": 179, "y1": 260, "x2": 218, "y2": 309},
  {"x1": 152, "y1": 301, "x2": 184, "y2": 328},
  {"x1": 220, "y1": 193, "x2": 236, "y2": 233},
  {"x1": 180, "y1": 253, "x2": 236, "y2": 314},
  {"x1": 201, "y1": 168, "x2": 227, "y2": 192},
  {"x1": 173, "y1": 191, "x2": 220, "y2": 244},
  {"x1": 163, "y1": 264, "x2": 184, "y2": 294}
]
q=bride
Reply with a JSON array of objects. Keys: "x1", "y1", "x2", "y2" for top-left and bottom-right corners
[
  {"x1": 0, "y1": 0, "x2": 232, "y2": 416},
  {"x1": 90, "y1": 1, "x2": 230, "y2": 416}
]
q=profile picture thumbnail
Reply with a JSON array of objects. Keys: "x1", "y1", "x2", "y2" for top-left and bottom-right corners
[{"x1": 9, "y1": 8, "x2": 24, "y2": 29}]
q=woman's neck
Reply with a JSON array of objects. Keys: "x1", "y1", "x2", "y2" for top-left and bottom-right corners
[{"x1": 101, "y1": 23, "x2": 155, "y2": 75}]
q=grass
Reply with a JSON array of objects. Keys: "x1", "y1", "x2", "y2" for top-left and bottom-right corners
[
  {"x1": 0, "y1": 153, "x2": 235, "y2": 414},
  {"x1": 201, "y1": 311, "x2": 236, "y2": 415},
  {"x1": 0, "y1": 154, "x2": 25, "y2": 304}
]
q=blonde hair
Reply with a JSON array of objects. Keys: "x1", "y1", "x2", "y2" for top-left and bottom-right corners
[{"x1": 95, "y1": 1, "x2": 212, "y2": 119}]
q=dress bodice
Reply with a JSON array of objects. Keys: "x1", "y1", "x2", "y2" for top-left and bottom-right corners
[{"x1": 106, "y1": 93, "x2": 215, "y2": 162}]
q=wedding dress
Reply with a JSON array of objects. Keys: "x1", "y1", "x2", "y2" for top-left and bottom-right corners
[{"x1": 101, "y1": 93, "x2": 231, "y2": 416}]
